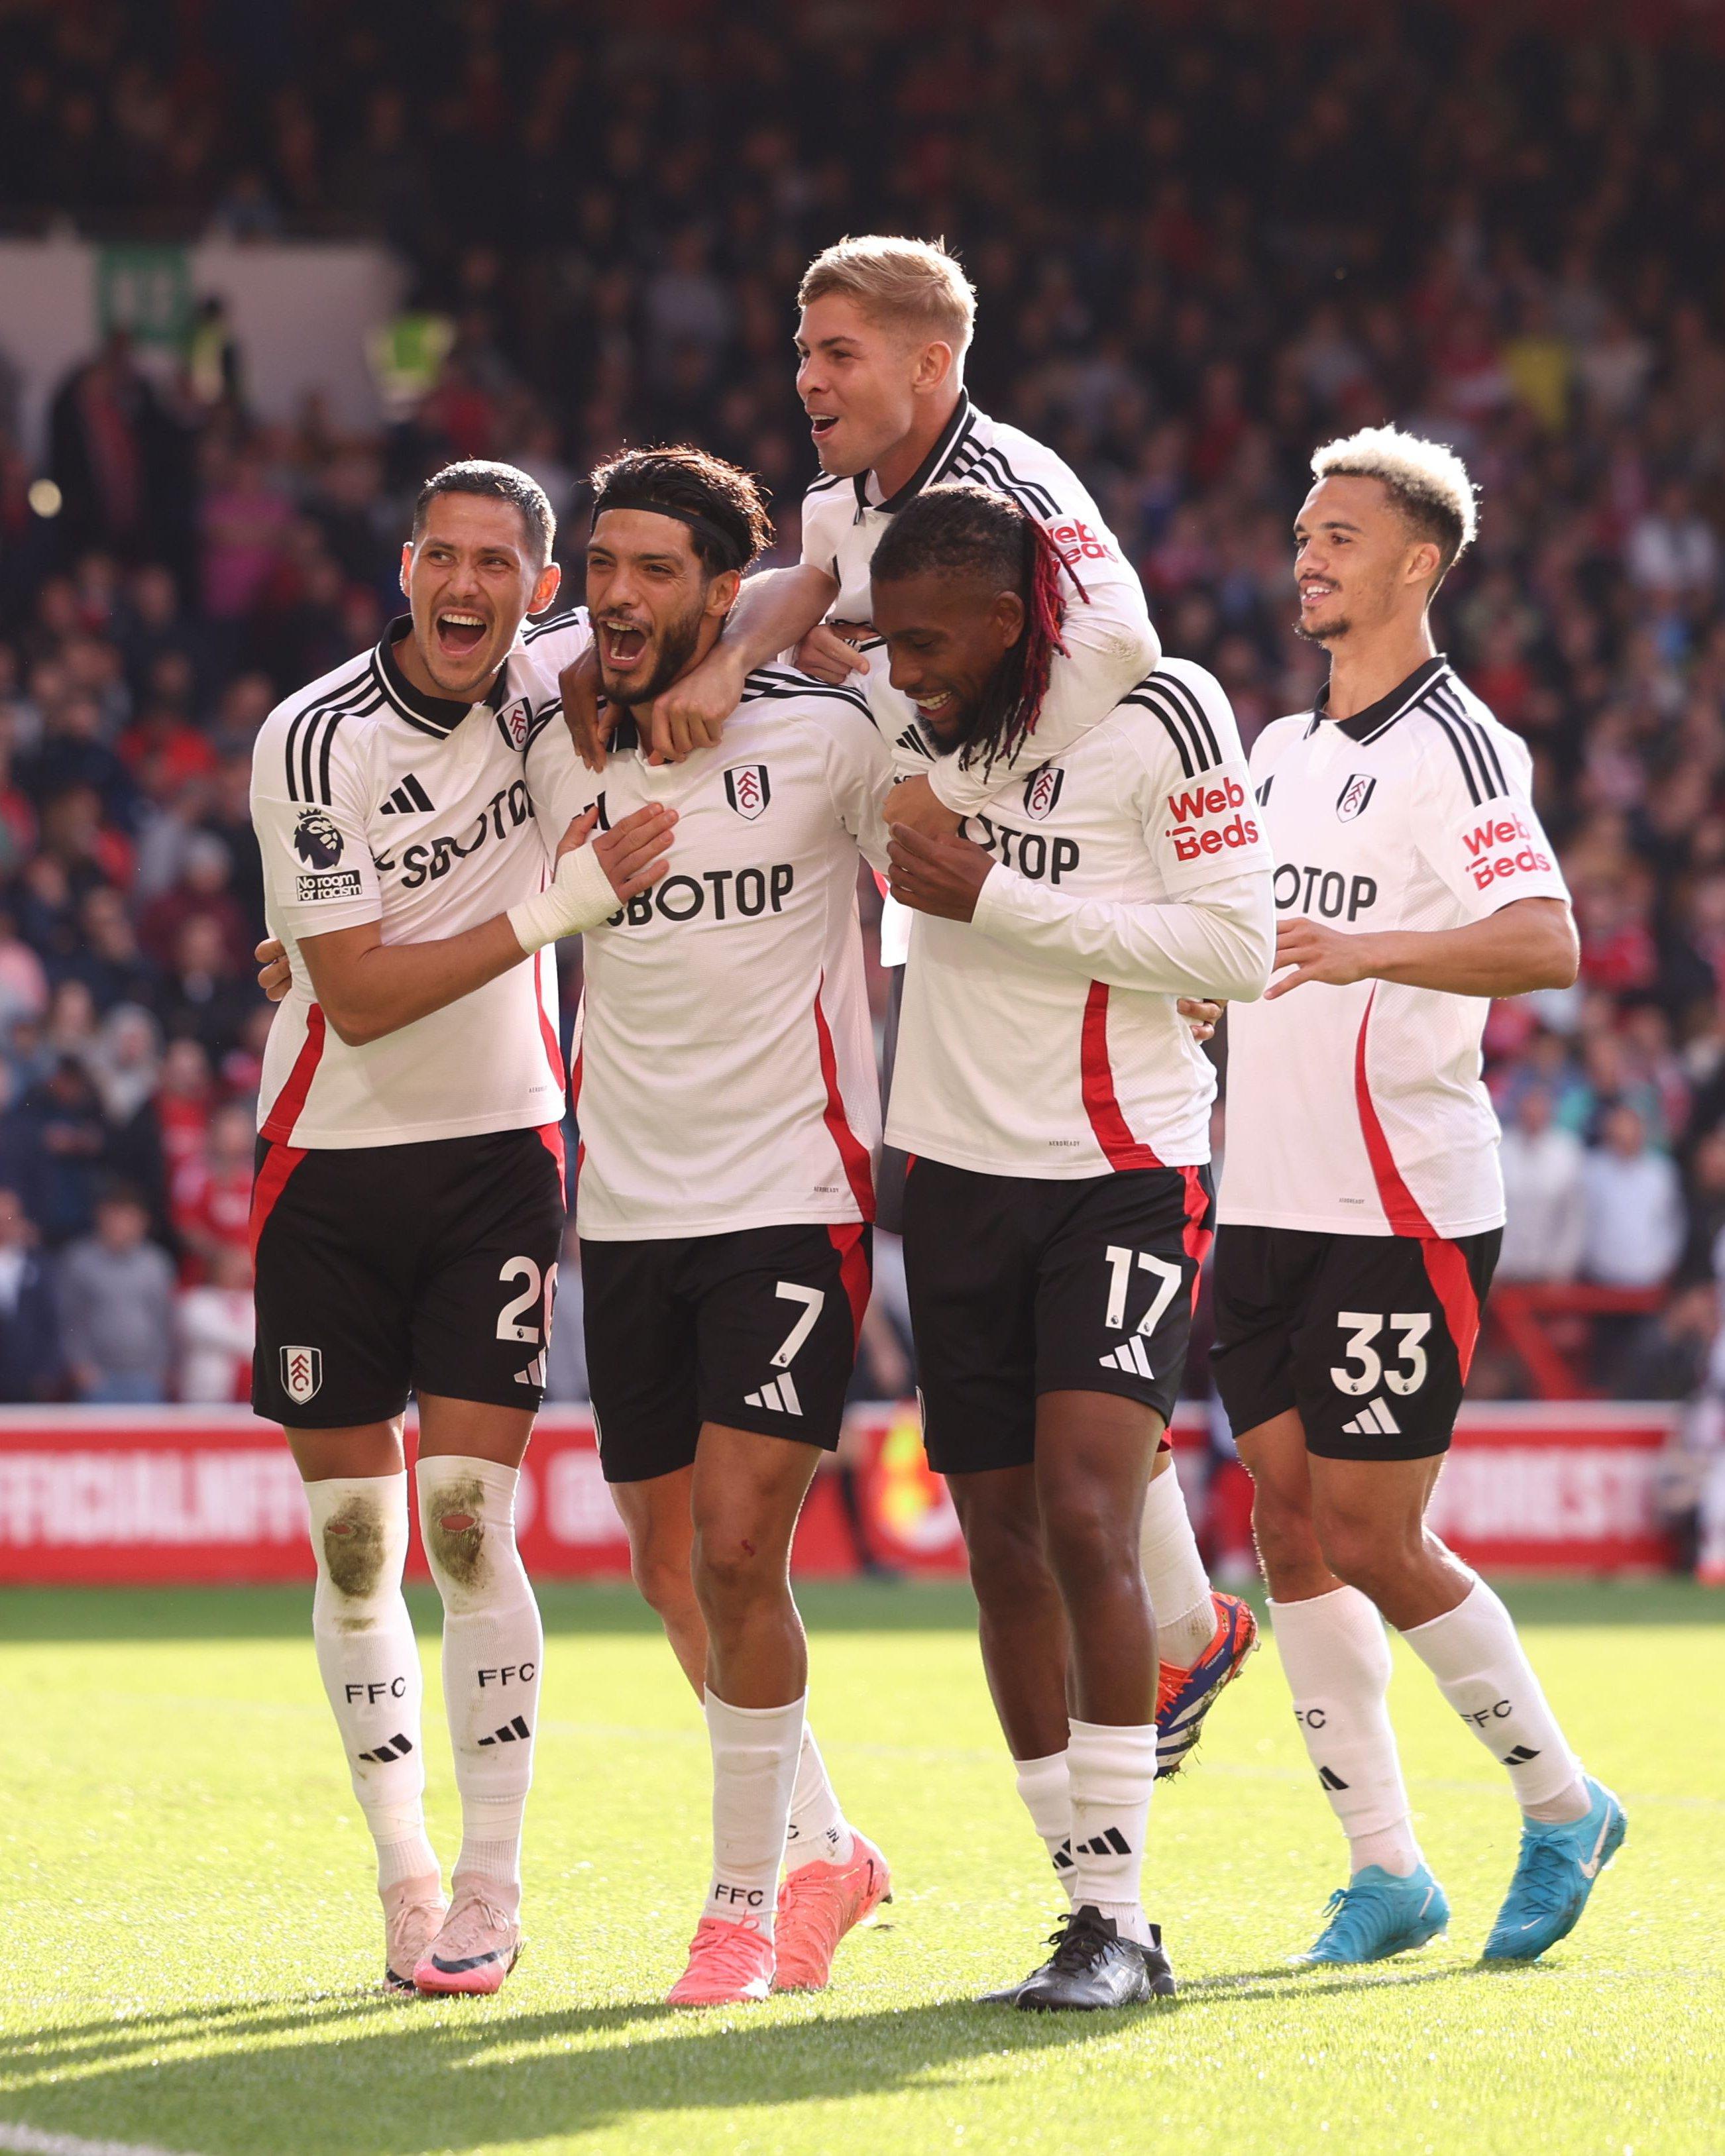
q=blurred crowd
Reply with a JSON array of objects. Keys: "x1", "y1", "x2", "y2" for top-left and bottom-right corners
[{"x1": 0, "y1": 4, "x2": 1722, "y2": 1456}]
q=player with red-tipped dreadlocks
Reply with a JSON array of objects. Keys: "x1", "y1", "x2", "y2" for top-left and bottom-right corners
[
  {"x1": 867, "y1": 480, "x2": 1084, "y2": 777},
  {"x1": 868, "y1": 478, "x2": 1278, "y2": 2010}
]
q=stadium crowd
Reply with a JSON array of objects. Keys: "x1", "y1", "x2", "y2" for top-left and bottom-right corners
[{"x1": 0, "y1": 2, "x2": 1721, "y2": 1432}]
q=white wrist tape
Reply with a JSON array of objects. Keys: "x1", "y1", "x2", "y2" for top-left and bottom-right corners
[{"x1": 508, "y1": 842, "x2": 619, "y2": 953}]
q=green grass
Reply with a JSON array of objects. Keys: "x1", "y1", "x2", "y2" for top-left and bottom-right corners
[{"x1": 3, "y1": 1580, "x2": 1722, "y2": 2156}]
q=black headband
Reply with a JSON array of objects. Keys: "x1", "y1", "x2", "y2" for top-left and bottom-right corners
[{"x1": 590, "y1": 487, "x2": 749, "y2": 573}]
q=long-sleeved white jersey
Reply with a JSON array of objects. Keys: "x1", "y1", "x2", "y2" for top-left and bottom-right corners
[
  {"x1": 523, "y1": 617, "x2": 892, "y2": 1240},
  {"x1": 250, "y1": 620, "x2": 566, "y2": 1149},
  {"x1": 1219, "y1": 657, "x2": 1572, "y2": 1240},
  {"x1": 799, "y1": 392, "x2": 1158, "y2": 852},
  {"x1": 885, "y1": 658, "x2": 1275, "y2": 1178}
]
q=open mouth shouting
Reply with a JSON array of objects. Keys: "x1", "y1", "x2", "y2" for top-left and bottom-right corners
[
  {"x1": 600, "y1": 616, "x2": 650, "y2": 678},
  {"x1": 807, "y1": 409, "x2": 841, "y2": 449},
  {"x1": 435, "y1": 608, "x2": 490, "y2": 663}
]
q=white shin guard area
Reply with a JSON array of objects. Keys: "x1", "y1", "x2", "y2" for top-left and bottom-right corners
[
  {"x1": 1400, "y1": 1575, "x2": 1589, "y2": 1820},
  {"x1": 1066, "y1": 1718, "x2": 1156, "y2": 1943},
  {"x1": 1270, "y1": 1586, "x2": 1421, "y2": 1878},
  {"x1": 304, "y1": 1470, "x2": 435, "y2": 1883},
  {"x1": 1013, "y1": 1748, "x2": 1076, "y2": 1901},
  {"x1": 702, "y1": 1690, "x2": 807, "y2": 1934},
  {"x1": 1139, "y1": 1462, "x2": 1215, "y2": 1667},
  {"x1": 783, "y1": 1721, "x2": 856, "y2": 1872},
  {"x1": 417, "y1": 1454, "x2": 544, "y2": 1891}
]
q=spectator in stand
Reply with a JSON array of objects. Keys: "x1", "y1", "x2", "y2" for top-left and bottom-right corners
[
  {"x1": 1678, "y1": 1125, "x2": 1725, "y2": 1287},
  {"x1": 1498, "y1": 1085, "x2": 1588, "y2": 1283},
  {"x1": 1583, "y1": 1105, "x2": 1687, "y2": 1291},
  {"x1": 0, "y1": 904, "x2": 48, "y2": 1033},
  {"x1": 152, "y1": 1036, "x2": 213, "y2": 1195},
  {"x1": 176, "y1": 1240, "x2": 253, "y2": 1403},
  {"x1": 17, "y1": 1054, "x2": 108, "y2": 1245},
  {"x1": 171, "y1": 1098, "x2": 254, "y2": 1280},
  {"x1": 138, "y1": 832, "x2": 249, "y2": 975},
  {"x1": 55, "y1": 1181, "x2": 174, "y2": 1403},
  {"x1": 152, "y1": 914, "x2": 255, "y2": 1058},
  {"x1": 66, "y1": 885, "x2": 158, "y2": 1010},
  {"x1": 0, "y1": 1182, "x2": 58, "y2": 1400}
]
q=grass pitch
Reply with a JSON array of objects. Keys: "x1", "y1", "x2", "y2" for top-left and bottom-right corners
[{"x1": 2, "y1": 1578, "x2": 1721, "y2": 2156}]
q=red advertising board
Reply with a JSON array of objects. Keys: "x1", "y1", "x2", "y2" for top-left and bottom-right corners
[{"x1": 0, "y1": 1400, "x2": 1679, "y2": 1587}]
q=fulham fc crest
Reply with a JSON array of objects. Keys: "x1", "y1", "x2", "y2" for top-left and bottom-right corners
[
  {"x1": 1023, "y1": 765, "x2": 1065, "y2": 820},
  {"x1": 280, "y1": 1345, "x2": 323, "y2": 1405},
  {"x1": 499, "y1": 698, "x2": 531, "y2": 751},
  {"x1": 1336, "y1": 773, "x2": 1377, "y2": 822},
  {"x1": 724, "y1": 764, "x2": 771, "y2": 820}
]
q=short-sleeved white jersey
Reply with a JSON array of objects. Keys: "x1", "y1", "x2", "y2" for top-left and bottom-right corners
[
  {"x1": 250, "y1": 621, "x2": 566, "y2": 1150},
  {"x1": 1219, "y1": 657, "x2": 1572, "y2": 1240},
  {"x1": 799, "y1": 393, "x2": 1158, "y2": 844},
  {"x1": 524, "y1": 635, "x2": 892, "y2": 1242},
  {"x1": 886, "y1": 659, "x2": 1274, "y2": 1178}
]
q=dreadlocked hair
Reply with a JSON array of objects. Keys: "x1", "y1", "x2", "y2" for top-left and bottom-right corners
[{"x1": 869, "y1": 481, "x2": 1085, "y2": 773}]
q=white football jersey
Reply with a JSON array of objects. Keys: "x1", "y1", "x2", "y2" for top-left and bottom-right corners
[
  {"x1": 1219, "y1": 657, "x2": 1572, "y2": 1240},
  {"x1": 250, "y1": 621, "x2": 567, "y2": 1150},
  {"x1": 524, "y1": 633, "x2": 892, "y2": 1241},
  {"x1": 886, "y1": 659, "x2": 1275, "y2": 1178},
  {"x1": 800, "y1": 392, "x2": 1158, "y2": 862}
]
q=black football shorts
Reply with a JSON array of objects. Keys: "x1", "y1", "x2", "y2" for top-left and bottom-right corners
[
  {"x1": 252, "y1": 1126, "x2": 567, "y2": 1428},
  {"x1": 901, "y1": 1156, "x2": 1213, "y2": 1477},
  {"x1": 1211, "y1": 1223, "x2": 1501, "y2": 1462},
  {"x1": 581, "y1": 1222, "x2": 871, "y2": 1482}
]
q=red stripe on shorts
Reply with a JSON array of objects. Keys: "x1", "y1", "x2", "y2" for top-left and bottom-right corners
[
  {"x1": 249, "y1": 1142, "x2": 306, "y2": 1260},
  {"x1": 828, "y1": 1222, "x2": 871, "y2": 1348},
  {"x1": 1353, "y1": 986, "x2": 1480, "y2": 1378}
]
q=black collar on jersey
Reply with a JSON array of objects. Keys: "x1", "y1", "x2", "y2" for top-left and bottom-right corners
[
  {"x1": 374, "y1": 616, "x2": 510, "y2": 739},
  {"x1": 1312, "y1": 653, "x2": 1451, "y2": 744},
  {"x1": 856, "y1": 391, "x2": 975, "y2": 519}
]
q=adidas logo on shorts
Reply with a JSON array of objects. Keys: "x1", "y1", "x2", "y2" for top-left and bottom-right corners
[
  {"x1": 1341, "y1": 1398, "x2": 1400, "y2": 1437},
  {"x1": 1099, "y1": 1336, "x2": 1154, "y2": 1379},
  {"x1": 744, "y1": 1373, "x2": 802, "y2": 1415}
]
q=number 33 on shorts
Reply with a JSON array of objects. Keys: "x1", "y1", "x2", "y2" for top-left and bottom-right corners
[{"x1": 1330, "y1": 1311, "x2": 1429, "y2": 1397}]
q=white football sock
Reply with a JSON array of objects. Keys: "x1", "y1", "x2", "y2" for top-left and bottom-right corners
[
  {"x1": 1066, "y1": 1719, "x2": 1157, "y2": 1945},
  {"x1": 1139, "y1": 1462, "x2": 1215, "y2": 1667},
  {"x1": 703, "y1": 1690, "x2": 805, "y2": 1936},
  {"x1": 1013, "y1": 1749, "x2": 1075, "y2": 1903},
  {"x1": 418, "y1": 1456, "x2": 544, "y2": 1896},
  {"x1": 1270, "y1": 1587, "x2": 1421, "y2": 1878},
  {"x1": 783, "y1": 1723, "x2": 856, "y2": 1872},
  {"x1": 304, "y1": 1472, "x2": 439, "y2": 1891},
  {"x1": 1400, "y1": 1576, "x2": 1589, "y2": 1822}
]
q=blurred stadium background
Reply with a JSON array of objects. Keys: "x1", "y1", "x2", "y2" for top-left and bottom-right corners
[{"x1": 3, "y1": 0, "x2": 1725, "y2": 1586}]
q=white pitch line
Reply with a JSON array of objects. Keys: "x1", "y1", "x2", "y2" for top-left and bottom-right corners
[{"x1": 0, "y1": 2125, "x2": 201, "y2": 2156}]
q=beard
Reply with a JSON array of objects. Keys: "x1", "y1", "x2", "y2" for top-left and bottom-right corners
[
  {"x1": 598, "y1": 600, "x2": 706, "y2": 708},
  {"x1": 1294, "y1": 612, "x2": 1351, "y2": 645}
]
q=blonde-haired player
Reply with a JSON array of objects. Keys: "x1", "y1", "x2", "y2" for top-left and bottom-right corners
[{"x1": 1215, "y1": 425, "x2": 1627, "y2": 1965}]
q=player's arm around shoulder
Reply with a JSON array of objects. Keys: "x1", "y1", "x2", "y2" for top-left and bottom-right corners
[{"x1": 1270, "y1": 708, "x2": 1577, "y2": 1002}]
